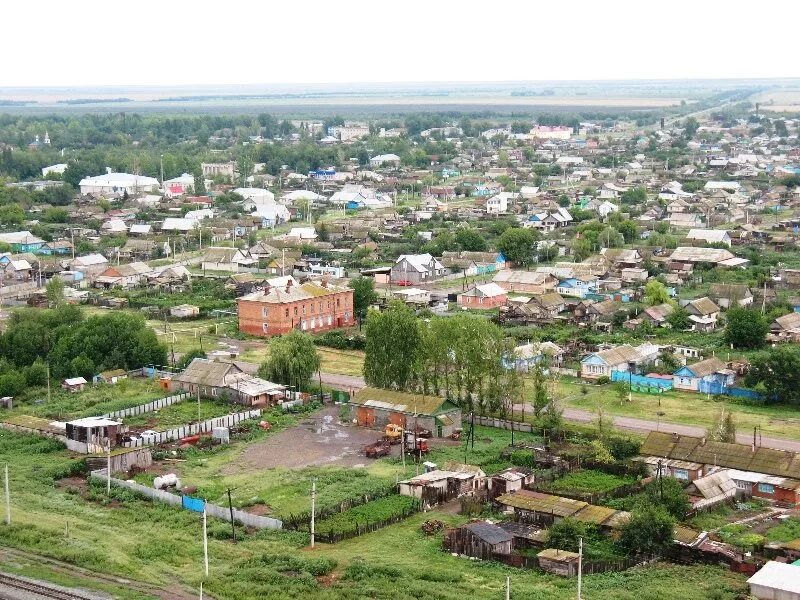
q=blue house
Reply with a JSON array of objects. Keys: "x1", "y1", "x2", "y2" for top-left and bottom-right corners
[
  {"x1": 39, "y1": 240, "x2": 73, "y2": 256},
  {"x1": 673, "y1": 357, "x2": 734, "y2": 394},
  {"x1": 556, "y1": 277, "x2": 598, "y2": 299},
  {"x1": 0, "y1": 231, "x2": 45, "y2": 253}
]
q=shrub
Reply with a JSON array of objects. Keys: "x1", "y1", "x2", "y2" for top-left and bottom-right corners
[{"x1": 597, "y1": 376, "x2": 610, "y2": 385}]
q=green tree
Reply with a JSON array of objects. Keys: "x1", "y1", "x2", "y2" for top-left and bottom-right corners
[
  {"x1": 710, "y1": 407, "x2": 736, "y2": 443},
  {"x1": 666, "y1": 306, "x2": 690, "y2": 330},
  {"x1": 455, "y1": 227, "x2": 487, "y2": 252},
  {"x1": 572, "y1": 238, "x2": 592, "y2": 262},
  {"x1": 257, "y1": 330, "x2": 320, "y2": 391},
  {"x1": 644, "y1": 280, "x2": 671, "y2": 306},
  {"x1": 193, "y1": 169, "x2": 206, "y2": 195},
  {"x1": 617, "y1": 220, "x2": 638, "y2": 243},
  {"x1": 620, "y1": 186, "x2": 647, "y2": 205},
  {"x1": 363, "y1": 303, "x2": 422, "y2": 390},
  {"x1": 45, "y1": 276, "x2": 65, "y2": 308},
  {"x1": 531, "y1": 364, "x2": 549, "y2": 417},
  {"x1": 546, "y1": 518, "x2": 596, "y2": 553},
  {"x1": 619, "y1": 502, "x2": 675, "y2": 555},
  {"x1": 746, "y1": 346, "x2": 800, "y2": 404},
  {"x1": 496, "y1": 227, "x2": 538, "y2": 267},
  {"x1": 350, "y1": 277, "x2": 378, "y2": 324},
  {"x1": 177, "y1": 349, "x2": 207, "y2": 371},
  {"x1": 644, "y1": 475, "x2": 691, "y2": 520},
  {"x1": 723, "y1": 307, "x2": 768, "y2": 350}
]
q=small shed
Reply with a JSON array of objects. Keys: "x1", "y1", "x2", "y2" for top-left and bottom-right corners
[
  {"x1": 62, "y1": 377, "x2": 87, "y2": 393},
  {"x1": 65, "y1": 417, "x2": 124, "y2": 449},
  {"x1": 94, "y1": 369, "x2": 128, "y2": 385},
  {"x1": 447, "y1": 521, "x2": 513, "y2": 559},
  {"x1": 747, "y1": 561, "x2": 800, "y2": 600},
  {"x1": 537, "y1": 548, "x2": 581, "y2": 576},
  {"x1": 170, "y1": 304, "x2": 201, "y2": 319}
]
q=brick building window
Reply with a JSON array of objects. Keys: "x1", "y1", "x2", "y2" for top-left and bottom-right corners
[{"x1": 262, "y1": 306, "x2": 269, "y2": 317}]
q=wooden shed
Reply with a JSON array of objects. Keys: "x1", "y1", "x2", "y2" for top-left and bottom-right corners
[
  {"x1": 537, "y1": 548, "x2": 581, "y2": 576},
  {"x1": 446, "y1": 521, "x2": 513, "y2": 560}
]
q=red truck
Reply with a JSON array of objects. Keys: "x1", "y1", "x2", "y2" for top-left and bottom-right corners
[{"x1": 364, "y1": 439, "x2": 391, "y2": 458}]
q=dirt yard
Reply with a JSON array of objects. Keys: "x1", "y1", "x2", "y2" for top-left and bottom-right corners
[{"x1": 222, "y1": 405, "x2": 394, "y2": 474}]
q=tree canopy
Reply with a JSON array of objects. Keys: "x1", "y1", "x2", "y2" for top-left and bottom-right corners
[
  {"x1": 257, "y1": 330, "x2": 320, "y2": 391},
  {"x1": 723, "y1": 307, "x2": 768, "y2": 350},
  {"x1": 496, "y1": 227, "x2": 538, "y2": 267}
]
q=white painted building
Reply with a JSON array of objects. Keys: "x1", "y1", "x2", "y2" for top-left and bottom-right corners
[{"x1": 79, "y1": 172, "x2": 160, "y2": 196}]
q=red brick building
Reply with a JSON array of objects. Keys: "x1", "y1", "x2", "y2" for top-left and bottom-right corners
[
  {"x1": 237, "y1": 277, "x2": 354, "y2": 337},
  {"x1": 457, "y1": 282, "x2": 508, "y2": 309}
]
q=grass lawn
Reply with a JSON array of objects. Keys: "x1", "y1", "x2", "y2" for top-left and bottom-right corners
[
  {"x1": 548, "y1": 379, "x2": 800, "y2": 440},
  {"x1": 123, "y1": 398, "x2": 237, "y2": 431},
  {"x1": 544, "y1": 469, "x2": 636, "y2": 496},
  {"x1": 11, "y1": 378, "x2": 167, "y2": 421},
  {"x1": 764, "y1": 516, "x2": 800, "y2": 543},
  {"x1": 239, "y1": 344, "x2": 365, "y2": 377}
]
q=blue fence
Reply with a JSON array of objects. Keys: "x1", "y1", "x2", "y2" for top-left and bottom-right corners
[
  {"x1": 182, "y1": 495, "x2": 206, "y2": 513},
  {"x1": 610, "y1": 371, "x2": 673, "y2": 391}
]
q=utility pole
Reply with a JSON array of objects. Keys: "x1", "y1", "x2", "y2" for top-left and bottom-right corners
[
  {"x1": 227, "y1": 488, "x2": 236, "y2": 543},
  {"x1": 197, "y1": 386, "x2": 201, "y2": 424},
  {"x1": 202, "y1": 507, "x2": 209, "y2": 577},
  {"x1": 106, "y1": 444, "x2": 111, "y2": 495},
  {"x1": 4, "y1": 464, "x2": 9, "y2": 525},
  {"x1": 46, "y1": 363, "x2": 51, "y2": 404},
  {"x1": 505, "y1": 576, "x2": 511, "y2": 600},
  {"x1": 577, "y1": 536, "x2": 583, "y2": 600},
  {"x1": 310, "y1": 479, "x2": 316, "y2": 549}
]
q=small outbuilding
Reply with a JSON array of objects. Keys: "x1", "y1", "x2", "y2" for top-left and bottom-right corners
[
  {"x1": 747, "y1": 561, "x2": 800, "y2": 600},
  {"x1": 62, "y1": 377, "x2": 87, "y2": 393},
  {"x1": 537, "y1": 548, "x2": 582, "y2": 576}
]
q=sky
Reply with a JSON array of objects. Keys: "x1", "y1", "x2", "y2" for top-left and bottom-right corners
[{"x1": 3, "y1": 0, "x2": 798, "y2": 88}]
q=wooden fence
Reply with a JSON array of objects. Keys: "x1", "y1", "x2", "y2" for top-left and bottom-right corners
[
  {"x1": 310, "y1": 502, "x2": 422, "y2": 544},
  {"x1": 283, "y1": 484, "x2": 398, "y2": 529},
  {"x1": 121, "y1": 409, "x2": 262, "y2": 447},
  {"x1": 102, "y1": 393, "x2": 189, "y2": 419},
  {"x1": 490, "y1": 552, "x2": 659, "y2": 575},
  {"x1": 88, "y1": 469, "x2": 282, "y2": 530}
]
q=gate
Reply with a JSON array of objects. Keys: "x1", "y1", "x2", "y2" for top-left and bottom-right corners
[{"x1": 357, "y1": 407, "x2": 375, "y2": 427}]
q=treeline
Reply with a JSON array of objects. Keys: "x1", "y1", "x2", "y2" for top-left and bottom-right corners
[
  {"x1": 0, "y1": 306, "x2": 167, "y2": 389},
  {"x1": 363, "y1": 304, "x2": 523, "y2": 414}
]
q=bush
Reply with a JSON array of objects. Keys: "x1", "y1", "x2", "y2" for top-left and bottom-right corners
[
  {"x1": 597, "y1": 376, "x2": 610, "y2": 385},
  {"x1": 313, "y1": 330, "x2": 365, "y2": 351}
]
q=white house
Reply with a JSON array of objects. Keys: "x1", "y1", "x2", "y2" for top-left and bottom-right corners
[
  {"x1": 235, "y1": 188, "x2": 276, "y2": 210},
  {"x1": 42, "y1": 163, "x2": 68, "y2": 177},
  {"x1": 686, "y1": 229, "x2": 731, "y2": 248},
  {"x1": 369, "y1": 153, "x2": 401, "y2": 168},
  {"x1": 79, "y1": 172, "x2": 160, "y2": 196},
  {"x1": 486, "y1": 193, "x2": 511, "y2": 214},
  {"x1": 161, "y1": 218, "x2": 199, "y2": 232}
]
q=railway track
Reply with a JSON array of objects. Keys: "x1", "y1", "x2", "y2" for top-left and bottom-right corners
[{"x1": 0, "y1": 572, "x2": 104, "y2": 600}]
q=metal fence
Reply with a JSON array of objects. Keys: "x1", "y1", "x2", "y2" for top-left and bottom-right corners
[
  {"x1": 121, "y1": 409, "x2": 262, "y2": 448},
  {"x1": 101, "y1": 393, "x2": 189, "y2": 419},
  {"x1": 89, "y1": 470, "x2": 282, "y2": 530}
]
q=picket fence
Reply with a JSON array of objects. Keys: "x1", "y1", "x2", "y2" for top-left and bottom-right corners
[
  {"x1": 122, "y1": 409, "x2": 262, "y2": 448},
  {"x1": 88, "y1": 470, "x2": 282, "y2": 530},
  {"x1": 102, "y1": 393, "x2": 189, "y2": 419}
]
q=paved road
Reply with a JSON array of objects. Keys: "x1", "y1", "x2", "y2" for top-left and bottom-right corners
[{"x1": 313, "y1": 369, "x2": 800, "y2": 453}]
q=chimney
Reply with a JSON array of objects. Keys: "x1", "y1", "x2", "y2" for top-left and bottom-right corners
[
  {"x1": 700, "y1": 437, "x2": 706, "y2": 446},
  {"x1": 321, "y1": 277, "x2": 328, "y2": 288},
  {"x1": 285, "y1": 278, "x2": 293, "y2": 293},
  {"x1": 672, "y1": 432, "x2": 679, "y2": 442},
  {"x1": 263, "y1": 283, "x2": 271, "y2": 295}
]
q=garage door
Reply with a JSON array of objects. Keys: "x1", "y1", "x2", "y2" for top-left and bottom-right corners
[
  {"x1": 356, "y1": 407, "x2": 375, "y2": 427},
  {"x1": 389, "y1": 412, "x2": 406, "y2": 428}
]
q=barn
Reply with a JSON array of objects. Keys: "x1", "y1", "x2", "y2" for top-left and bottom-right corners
[{"x1": 348, "y1": 387, "x2": 462, "y2": 437}]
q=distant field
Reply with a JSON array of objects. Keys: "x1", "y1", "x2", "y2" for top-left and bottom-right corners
[{"x1": 752, "y1": 89, "x2": 800, "y2": 112}]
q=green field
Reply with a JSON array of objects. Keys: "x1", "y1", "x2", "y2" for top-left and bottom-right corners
[
  {"x1": 0, "y1": 426, "x2": 749, "y2": 600},
  {"x1": 547, "y1": 379, "x2": 800, "y2": 440},
  {"x1": 123, "y1": 398, "x2": 237, "y2": 431}
]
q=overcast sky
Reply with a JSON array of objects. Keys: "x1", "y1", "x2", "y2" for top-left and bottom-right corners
[{"x1": 4, "y1": 0, "x2": 798, "y2": 87}]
